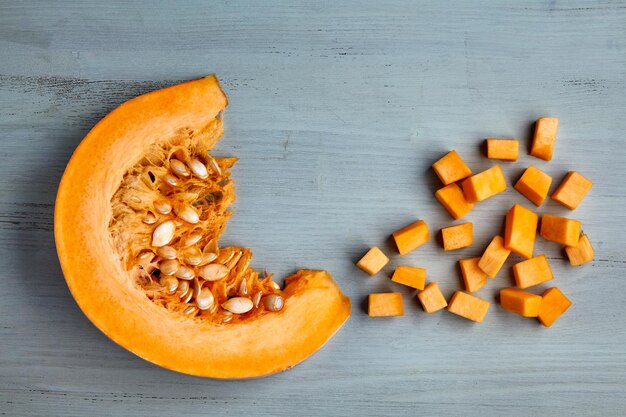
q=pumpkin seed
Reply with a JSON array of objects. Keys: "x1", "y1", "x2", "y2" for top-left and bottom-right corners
[
  {"x1": 183, "y1": 247, "x2": 203, "y2": 265},
  {"x1": 174, "y1": 204, "x2": 199, "y2": 224},
  {"x1": 252, "y1": 291, "x2": 263, "y2": 308},
  {"x1": 152, "y1": 220, "x2": 176, "y2": 247},
  {"x1": 159, "y1": 259, "x2": 179, "y2": 276},
  {"x1": 182, "y1": 233, "x2": 202, "y2": 248},
  {"x1": 239, "y1": 278, "x2": 248, "y2": 296},
  {"x1": 181, "y1": 287, "x2": 194, "y2": 303},
  {"x1": 222, "y1": 315, "x2": 232, "y2": 323},
  {"x1": 130, "y1": 195, "x2": 142, "y2": 203},
  {"x1": 170, "y1": 159, "x2": 190, "y2": 177},
  {"x1": 177, "y1": 280, "x2": 189, "y2": 295},
  {"x1": 164, "y1": 174, "x2": 179, "y2": 186},
  {"x1": 178, "y1": 285, "x2": 189, "y2": 298},
  {"x1": 234, "y1": 252, "x2": 251, "y2": 275},
  {"x1": 215, "y1": 247, "x2": 235, "y2": 265},
  {"x1": 263, "y1": 294, "x2": 284, "y2": 312},
  {"x1": 153, "y1": 199, "x2": 172, "y2": 215},
  {"x1": 137, "y1": 249, "x2": 154, "y2": 260},
  {"x1": 222, "y1": 297, "x2": 253, "y2": 314},
  {"x1": 159, "y1": 276, "x2": 179, "y2": 293},
  {"x1": 225, "y1": 251, "x2": 242, "y2": 270},
  {"x1": 200, "y1": 252, "x2": 218, "y2": 265},
  {"x1": 269, "y1": 280, "x2": 281, "y2": 291},
  {"x1": 183, "y1": 306, "x2": 198, "y2": 316},
  {"x1": 189, "y1": 158, "x2": 209, "y2": 179},
  {"x1": 156, "y1": 245, "x2": 177, "y2": 260},
  {"x1": 198, "y1": 263, "x2": 229, "y2": 281},
  {"x1": 176, "y1": 265, "x2": 195, "y2": 280},
  {"x1": 196, "y1": 288, "x2": 214, "y2": 310},
  {"x1": 142, "y1": 212, "x2": 157, "y2": 225},
  {"x1": 207, "y1": 155, "x2": 222, "y2": 176}
]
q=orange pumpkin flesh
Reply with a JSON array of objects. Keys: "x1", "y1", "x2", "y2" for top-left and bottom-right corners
[{"x1": 54, "y1": 75, "x2": 351, "y2": 378}]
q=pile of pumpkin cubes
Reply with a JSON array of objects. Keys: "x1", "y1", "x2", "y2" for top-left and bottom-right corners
[{"x1": 358, "y1": 117, "x2": 593, "y2": 326}]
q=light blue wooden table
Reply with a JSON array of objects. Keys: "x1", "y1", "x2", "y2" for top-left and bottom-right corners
[{"x1": 1, "y1": 1, "x2": 625, "y2": 416}]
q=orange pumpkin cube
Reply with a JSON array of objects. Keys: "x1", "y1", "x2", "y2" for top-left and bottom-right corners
[
  {"x1": 441, "y1": 222, "x2": 473, "y2": 251},
  {"x1": 551, "y1": 171, "x2": 593, "y2": 210},
  {"x1": 432, "y1": 150, "x2": 472, "y2": 185},
  {"x1": 417, "y1": 282, "x2": 448, "y2": 313},
  {"x1": 393, "y1": 220, "x2": 430, "y2": 255},
  {"x1": 391, "y1": 266, "x2": 426, "y2": 290},
  {"x1": 356, "y1": 246, "x2": 389, "y2": 275},
  {"x1": 513, "y1": 254, "x2": 553, "y2": 289},
  {"x1": 435, "y1": 183, "x2": 474, "y2": 219},
  {"x1": 447, "y1": 291, "x2": 490, "y2": 323},
  {"x1": 486, "y1": 138, "x2": 519, "y2": 161},
  {"x1": 458, "y1": 258, "x2": 487, "y2": 293},
  {"x1": 540, "y1": 214, "x2": 581, "y2": 247},
  {"x1": 500, "y1": 288, "x2": 542, "y2": 317},
  {"x1": 514, "y1": 165, "x2": 553, "y2": 206},
  {"x1": 368, "y1": 293, "x2": 404, "y2": 317},
  {"x1": 504, "y1": 204, "x2": 538, "y2": 259},
  {"x1": 530, "y1": 117, "x2": 558, "y2": 161},
  {"x1": 478, "y1": 235, "x2": 511, "y2": 278},
  {"x1": 565, "y1": 233, "x2": 594, "y2": 266},
  {"x1": 538, "y1": 287, "x2": 572, "y2": 327},
  {"x1": 461, "y1": 165, "x2": 507, "y2": 203}
]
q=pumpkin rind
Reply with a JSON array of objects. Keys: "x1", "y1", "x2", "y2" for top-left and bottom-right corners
[{"x1": 54, "y1": 75, "x2": 351, "y2": 378}]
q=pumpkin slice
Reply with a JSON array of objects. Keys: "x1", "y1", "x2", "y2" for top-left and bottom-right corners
[{"x1": 55, "y1": 75, "x2": 350, "y2": 378}]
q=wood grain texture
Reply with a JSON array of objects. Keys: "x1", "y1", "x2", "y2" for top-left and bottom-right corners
[{"x1": 1, "y1": 1, "x2": 625, "y2": 416}]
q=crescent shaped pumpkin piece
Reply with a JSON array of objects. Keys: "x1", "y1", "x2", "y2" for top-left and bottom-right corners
[{"x1": 54, "y1": 75, "x2": 350, "y2": 378}]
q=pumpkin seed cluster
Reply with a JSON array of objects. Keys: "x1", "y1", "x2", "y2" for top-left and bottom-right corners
[{"x1": 109, "y1": 132, "x2": 283, "y2": 323}]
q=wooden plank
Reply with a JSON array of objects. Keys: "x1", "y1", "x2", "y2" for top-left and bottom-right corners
[{"x1": 1, "y1": 0, "x2": 625, "y2": 416}]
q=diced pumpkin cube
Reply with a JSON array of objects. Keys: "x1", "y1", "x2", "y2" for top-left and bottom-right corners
[
  {"x1": 565, "y1": 233, "x2": 594, "y2": 266},
  {"x1": 478, "y1": 235, "x2": 511, "y2": 278},
  {"x1": 458, "y1": 258, "x2": 487, "y2": 293},
  {"x1": 391, "y1": 266, "x2": 426, "y2": 290},
  {"x1": 447, "y1": 291, "x2": 490, "y2": 323},
  {"x1": 461, "y1": 165, "x2": 507, "y2": 203},
  {"x1": 356, "y1": 246, "x2": 389, "y2": 275},
  {"x1": 551, "y1": 171, "x2": 593, "y2": 210},
  {"x1": 540, "y1": 214, "x2": 581, "y2": 247},
  {"x1": 538, "y1": 287, "x2": 572, "y2": 327},
  {"x1": 504, "y1": 204, "x2": 538, "y2": 259},
  {"x1": 417, "y1": 282, "x2": 448, "y2": 313},
  {"x1": 432, "y1": 150, "x2": 472, "y2": 185},
  {"x1": 530, "y1": 117, "x2": 558, "y2": 161},
  {"x1": 441, "y1": 222, "x2": 473, "y2": 251},
  {"x1": 368, "y1": 293, "x2": 404, "y2": 317},
  {"x1": 393, "y1": 220, "x2": 430, "y2": 255},
  {"x1": 514, "y1": 165, "x2": 553, "y2": 206},
  {"x1": 500, "y1": 288, "x2": 542, "y2": 317},
  {"x1": 435, "y1": 183, "x2": 474, "y2": 219},
  {"x1": 486, "y1": 138, "x2": 519, "y2": 161},
  {"x1": 513, "y1": 254, "x2": 553, "y2": 289}
]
